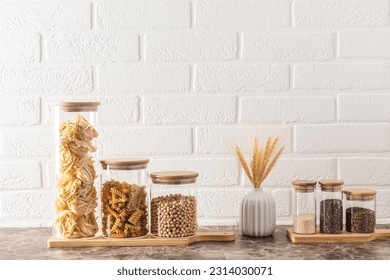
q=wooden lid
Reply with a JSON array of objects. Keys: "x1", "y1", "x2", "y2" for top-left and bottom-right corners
[
  {"x1": 52, "y1": 102, "x2": 100, "y2": 112},
  {"x1": 291, "y1": 180, "x2": 316, "y2": 193},
  {"x1": 343, "y1": 188, "x2": 377, "y2": 201},
  {"x1": 319, "y1": 180, "x2": 344, "y2": 192},
  {"x1": 150, "y1": 171, "x2": 199, "y2": 185},
  {"x1": 292, "y1": 180, "x2": 317, "y2": 187},
  {"x1": 100, "y1": 158, "x2": 149, "y2": 170},
  {"x1": 318, "y1": 180, "x2": 344, "y2": 186}
]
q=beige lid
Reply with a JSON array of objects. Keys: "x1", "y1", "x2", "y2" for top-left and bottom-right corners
[
  {"x1": 291, "y1": 180, "x2": 316, "y2": 193},
  {"x1": 150, "y1": 171, "x2": 199, "y2": 185},
  {"x1": 100, "y1": 158, "x2": 149, "y2": 170},
  {"x1": 343, "y1": 188, "x2": 377, "y2": 201},
  {"x1": 319, "y1": 180, "x2": 344, "y2": 192},
  {"x1": 52, "y1": 102, "x2": 100, "y2": 112}
]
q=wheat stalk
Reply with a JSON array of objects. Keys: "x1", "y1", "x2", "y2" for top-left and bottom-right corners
[{"x1": 235, "y1": 136, "x2": 284, "y2": 188}]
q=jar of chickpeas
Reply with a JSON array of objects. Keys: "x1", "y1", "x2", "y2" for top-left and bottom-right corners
[
  {"x1": 150, "y1": 171, "x2": 198, "y2": 238},
  {"x1": 100, "y1": 158, "x2": 149, "y2": 238}
]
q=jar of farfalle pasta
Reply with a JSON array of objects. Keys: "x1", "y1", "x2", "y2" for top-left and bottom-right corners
[
  {"x1": 100, "y1": 159, "x2": 149, "y2": 239},
  {"x1": 150, "y1": 171, "x2": 198, "y2": 238},
  {"x1": 52, "y1": 102, "x2": 100, "y2": 239}
]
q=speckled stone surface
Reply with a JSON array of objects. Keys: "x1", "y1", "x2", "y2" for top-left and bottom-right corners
[{"x1": 1, "y1": 226, "x2": 390, "y2": 260}]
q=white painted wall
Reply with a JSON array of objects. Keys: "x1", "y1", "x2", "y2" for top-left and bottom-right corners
[{"x1": 1, "y1": 0, "x2": 390, "y2": 227}]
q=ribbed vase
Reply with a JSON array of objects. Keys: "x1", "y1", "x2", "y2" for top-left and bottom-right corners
[{"x1": 240, "y1": 188, "x2": 276, "y2": 237}]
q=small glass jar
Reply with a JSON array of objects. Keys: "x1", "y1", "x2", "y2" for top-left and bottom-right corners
[
  {"x1": 52, "y1": 101, "x2": 100, "y2": 239},
  {"x1": 343, "y1": 189, "x2": 377, "y2": 233},
  {"x1": 292, "y1": 180, "x2": 317, "y2": 234},
  {"x1": 150, "y1": 171, "x2": 198, "y2": 238},
  {"x1": 100, "y1": 158, "x2": 149, "y2": 238},
  {"x1": 318, "y1": 180, "x2": 344, "y2": 234}
]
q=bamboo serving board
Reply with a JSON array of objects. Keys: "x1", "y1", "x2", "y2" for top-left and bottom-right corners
[
  {"x1": 287, "y1": 228, "x2": 390, "y2": 243},
  {"x1": 48, "y1": 231, "x2": 235, "y2": 248}
]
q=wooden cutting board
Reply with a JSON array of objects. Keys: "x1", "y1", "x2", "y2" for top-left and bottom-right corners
[
  {"x1": 287, "y1": 228, "x2": 390, "y2": 243},
  {"x1": 48, "y1": 231, "x2": 235, "y2": 248}
]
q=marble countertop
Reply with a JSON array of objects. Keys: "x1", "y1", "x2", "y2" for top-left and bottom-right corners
[{"x1": 1, "y1": 226, "x2": 390, "y2": 260}]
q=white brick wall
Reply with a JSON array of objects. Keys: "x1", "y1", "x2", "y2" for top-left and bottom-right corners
[{"x1": 1, "y1": 0, "x2": 390, "y2": 227}]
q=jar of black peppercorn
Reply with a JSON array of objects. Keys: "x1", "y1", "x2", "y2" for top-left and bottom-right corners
[
  {"x1": 343, "y1": 189, "x2": 377, "y2": 234},
  {"x1": 318, "y1": 180, "x2": 343, "y2": 234}
]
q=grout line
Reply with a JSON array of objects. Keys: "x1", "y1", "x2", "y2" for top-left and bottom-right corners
[
  {"x1": 191, "y1": 1, "x2": 196, "y2": 29},
  {"x1": 238, "y1": 33, "x2": 244, "y2": 60}
]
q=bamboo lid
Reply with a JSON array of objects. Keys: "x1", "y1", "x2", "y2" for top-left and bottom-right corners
[
  {"x1": 150, "y1": 171, "x2": 199, "y2": 185},
  {"x1": 343, "y1": 188, "x2": 377, "y2": 201},
  {"x1": 319, "y1": 180, "x2": 344, "y2": 192},
  {"x1": 291, "y1": 180, "x2": 316, "y2": 193},
  {"x1": 52, "y1": 102, "x2": 100, "y2": 112},
  {"x1": 100, "y1": 158, "x2": 149, "y2": 170}
]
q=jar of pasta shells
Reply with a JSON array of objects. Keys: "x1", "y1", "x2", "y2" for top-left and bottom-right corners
[
  {"x1": 100, "y1": 158, "x2": 149, "y2": 239},
  {"x1": 150, "y1": 171, "x2": 198, "y2": 238},
  {"x1": 52, "y1": 102, "x2": 100, "y2": 239}
]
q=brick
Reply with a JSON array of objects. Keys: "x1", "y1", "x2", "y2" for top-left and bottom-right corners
[
  {"x1": 294, "y1": 64, "x2": 390, "y2": 90},
  {"x1": 339, "y1": 30, "x2": 390, "y2": 58},
  {"x1": 0, "y1": 3, "x2": 90, "y2": 31},
  {"x1": 243, "y1": 32, "x2": 334, "y2": 61},
  {"x1": 198, "y1": 189, "x2": 248, "y2": 218},
  {"x1": 0, "y1": 128, "x2": 51, "y2": 157},
  {"x1": 47, "y1": 33, "x2": 139, "y2": 62},
  {"x1": 377, "y1": 190, "x2": 390, "y2": 218},
  {"x1": 293, "y1": 0, "x2": 390, "y2": 27},
  {"x1": 145, "y1": 33, "x2": 238, "y2": 61},
  {"x1": 143, "y1": 95, "x2": 236, "y2": 124},
  {"x1": 240, "y1": 96, "x2": 336, "y2": 123},
  {"x1": 0, "y1": 33, "x2": 40, "y2": 62},
  {"x1": 195, "y1": 64, "x2": 289, "y2": 92},
  {"x1": 0, "y1": 66, "x2": 92, "y2": 94},
  {"x1": 271, "y1": 189, "x2": 291, "y2": 217},
  {"x1": 339, "y1": 94, "x2": 390, "y2": 122},
  {"x1": 149, "y1": 158, "x2": 240, "y2": 186},
  {"x1": 0, "y1": 98, "x2": 40, "y2": 126},
  {"x1": 98, "y1": 64, "x2": 190, "y2": 92},
  {"x1": 0, "y1": 162, "x2": 42, "y2": 190},
  {"x1": 195, "y1": 0, "x2": 289, "y2": 28},
  {"x1": 295, "y1": 124, "x2": 390, "y2": 153},
  {"x1": 262, "y1": 158, "x2": 337, "y2": 187},
  {"x1": 99, "y1": 97, "x2": 139, "y2": 124},
  {"x1": 339, "y1": 158, "x2": 390, "y2": 186},
  {"x1": 196, "y1": 126, "x2": 291, "y2": 154},
  {"x1": 96, "y1": 0, "x2": 190, "y2": 30},
  {"x1": 0, "y1": 191, "x2": 55, "y2": 219},
  {"x1": 99, "y1": 127, "x2": 192, "y2": 156}
]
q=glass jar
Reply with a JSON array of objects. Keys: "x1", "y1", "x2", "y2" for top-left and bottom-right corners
[
  {"x1": 150, "y1": 171, "x2": 198, "y2": 238},
  {"x1": 343, "y1": 189, "x2": 377, "y2": 233},
  {"x1": 318, "y1": 180, "x2": 343, "y2": 234},
  {"x1": 100, "y1": 158, "x2": 149, "y2": 239},
  {"x1": 52, "y1": 102, "x2": 100, "y2": 239},
  {"x1": 292, "y1": 180, "x2": 317, "y2": 234}
]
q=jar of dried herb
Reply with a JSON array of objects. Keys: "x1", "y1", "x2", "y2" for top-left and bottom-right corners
[
  {"x1": 292, "y1": 180, "x2": 317, "y2": 234},
  {"x1": 343, "y1": 189, "x2": 377, "y2": 234},
  {"x1": 150, "y1": 171, "x2": 198, "y2": 238},
  {"x1": 318, "y1": 180, "x2": 343, "y2": 234}
]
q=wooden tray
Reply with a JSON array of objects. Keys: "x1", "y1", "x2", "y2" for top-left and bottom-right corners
[
  {"x1": 48, "y1": 231, "x2": 235, "y2": 248},
  {"x1": 287, "y1": 228, "x2": 390, "y2": 243}
]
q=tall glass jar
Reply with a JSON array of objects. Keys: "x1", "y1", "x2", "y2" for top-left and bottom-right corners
[
  {"x1": 100, "y1": 158, "x2": 149, "y2": 238},
  {"x1": 52, "y1": 102, "x2": 100, "y2": 239},
  {"x1": 318, "y1": 180, "x2": 343, "y2": 234},
  {"x1": 343, "y1": 189, "x2": 377, "y2": 233},
  {"x1": 292, "y1": 180, "x2": 317, "y2": 234},
  {"x1": 150, "y1": 171, "x2": 198, "y2": 238}
]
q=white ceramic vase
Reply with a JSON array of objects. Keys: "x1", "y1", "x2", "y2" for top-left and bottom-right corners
[{"x1": 240, "y1": 188, "x2": 276, "y2": 237}]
